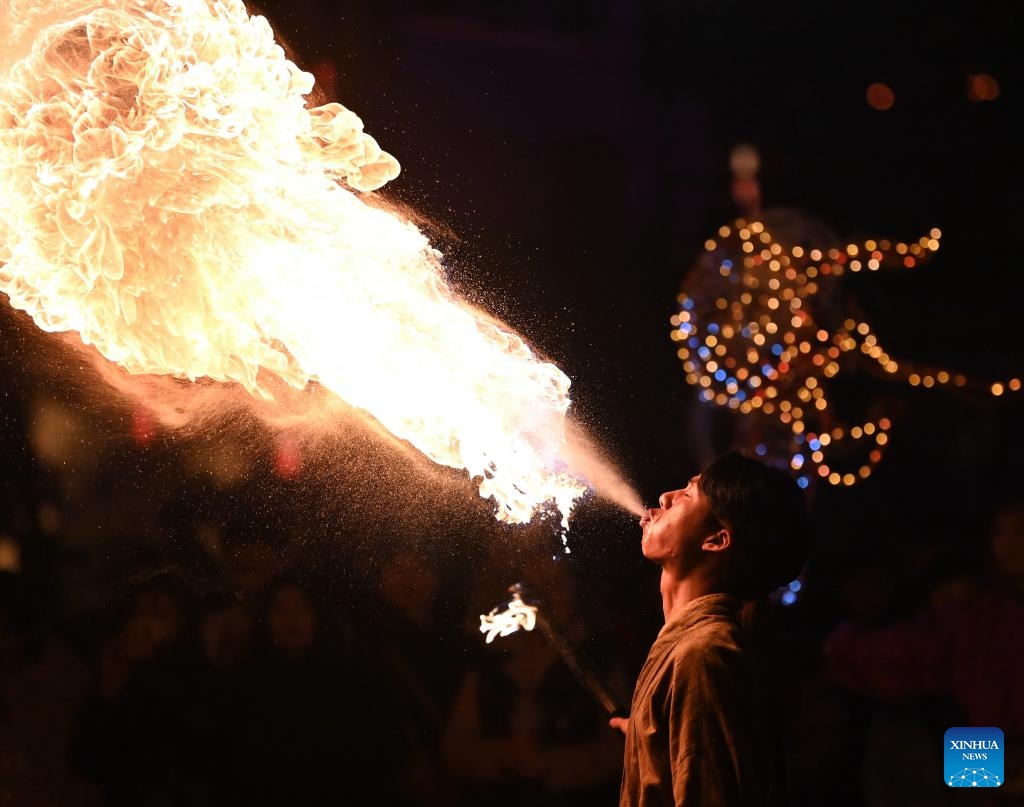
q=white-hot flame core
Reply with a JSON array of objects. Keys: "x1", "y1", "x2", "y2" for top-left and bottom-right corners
[
  {"x1": 0, "y1": 0, "x2": 587, "y2": 524},
  {"x1": 479, "y1": 596, "x2": 538, "y2": 643}
]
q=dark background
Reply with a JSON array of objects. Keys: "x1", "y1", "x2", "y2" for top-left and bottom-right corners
[{"x1": 1, "y1": 1, "x2": 1022, "y2": 805}]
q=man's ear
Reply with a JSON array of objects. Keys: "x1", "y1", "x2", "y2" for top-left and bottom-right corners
[{"x1": 702, "y1": 528, "x2": 731, "y2": 553}]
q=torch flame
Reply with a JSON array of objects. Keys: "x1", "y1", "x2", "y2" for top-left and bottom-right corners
[
  {"x1": 0, "y1": 0, "x2": 588, "y2": 524},
  {"x1": 479, "y1": 594, "x2": 538, "y2": 643}
]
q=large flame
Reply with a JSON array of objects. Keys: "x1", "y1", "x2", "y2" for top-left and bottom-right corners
[{"x1": 0, "y1": 0, "x2": 587, "y2": 524}]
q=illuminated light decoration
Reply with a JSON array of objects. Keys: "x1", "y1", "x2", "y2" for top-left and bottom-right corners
[
  {"x1": 272, "y1": 434, "x2": 302, "y2": 480},
  {"x1": 967, "y1": 73, "x2": 1001, "y2": 102},
  {"x1": 674, "y1": 215, "x2": 1020, "y2": 486},
  {"x1": 866, "y1": 82, "x2": 896, "y2": 111},
  {"x1": 0, "y1": 0, "x2": 593, "y2": 527},
  {"x1": 771, "y1": 573, "x2": 805, "y2": 607},
  {"x1": 130, "y1": 407, "x2": 157, "y2": 448}
]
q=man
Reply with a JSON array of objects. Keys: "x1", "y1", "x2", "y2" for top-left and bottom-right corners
[{"x1": 611, "y1": 450, "x2": 810, "y2": 806}]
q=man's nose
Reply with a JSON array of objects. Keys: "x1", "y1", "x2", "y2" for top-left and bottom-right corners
[{"x1": 658, "y1": 491, "x2": 671, "y2": 508}]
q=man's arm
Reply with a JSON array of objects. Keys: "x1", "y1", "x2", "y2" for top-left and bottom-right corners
[{"x1": 667, "y1": 645, "x2": 745, "y2": 806}]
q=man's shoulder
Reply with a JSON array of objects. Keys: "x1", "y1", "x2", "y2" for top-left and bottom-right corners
[
  {"x1": 641, "y1": 596, "x2": 748, "y2": 680},
  {"x1": 679, "y1": 613, "x2": 743, "y2": 647},
  {"x1": 664, "y1": 614, "x2": 748, "y2": 676}
]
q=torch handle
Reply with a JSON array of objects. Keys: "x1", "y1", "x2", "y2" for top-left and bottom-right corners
[{"x1": 533, "y1": 611, "x2": 628, "y2": 718}]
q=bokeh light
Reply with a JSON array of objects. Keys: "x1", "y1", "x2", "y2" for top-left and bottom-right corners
[{"x1": 866, "y1": 82, "x2": 895, "y2": 111}]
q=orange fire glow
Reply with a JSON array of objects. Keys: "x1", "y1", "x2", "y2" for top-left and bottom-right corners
[{"x1": 0, "y1": 0, "x2": 594, "y2": 525}]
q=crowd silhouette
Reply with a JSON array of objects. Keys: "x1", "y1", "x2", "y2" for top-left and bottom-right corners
[{"x1": 2, "y1": 490, "x2": 1021, "y2": 806}]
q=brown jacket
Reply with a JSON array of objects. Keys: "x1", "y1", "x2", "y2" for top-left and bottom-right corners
[{"x1": 619, "y1": 594, "x2": 789, "y2": 806}]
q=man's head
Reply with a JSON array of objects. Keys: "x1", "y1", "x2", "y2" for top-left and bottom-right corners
[{"x1": 641, "y1": 451, "x2": 810, "y2": 599}]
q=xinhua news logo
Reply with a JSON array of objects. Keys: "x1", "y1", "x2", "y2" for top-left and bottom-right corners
[{"x1": 945, "y1": 727, "x2": 1004, "y2": 788}]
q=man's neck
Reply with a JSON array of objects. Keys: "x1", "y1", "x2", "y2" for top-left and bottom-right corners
[{"x1": 660, "y1": 568, "x2": 722, "y2": 624}]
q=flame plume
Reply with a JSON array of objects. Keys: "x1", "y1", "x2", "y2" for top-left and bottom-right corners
[{"x1": 0, "y1": 0, "x2": 587, "y2": 525}]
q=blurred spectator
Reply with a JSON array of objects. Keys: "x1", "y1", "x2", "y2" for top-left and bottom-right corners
[
  {"x1": 442, "y1": 557, "x2": 625, "y2": 807},
  {"x1": 0, "y1": 571, "x2": 99, "y2": 807},
  {"x1": 225, "y1": 572, "x2": 384, "y2": 806},
  {"x1": 727, "y1": 590, "x2": 864, "y2": 807},
  {"x1": 822, "y1": 499, "x2": 1024, "y2": 804},
  {"x1": 189, "y1": 588, "x2": 257, "y2": 805},
  {"x1": 785, "y1": 673, "x2": 862, "y2": 807},
  {"x1": 367, "y1": 548, "x2": 464, "y2": 806},
  {"x1": 198, "y1": 591, "x2": 255, "y2": 675},
  {"x1": 222, "y1": 538, "x2": 281, "y2": 606},
  {"x1": 69, "y1": 566, "x2": 211, "y2": 806}
]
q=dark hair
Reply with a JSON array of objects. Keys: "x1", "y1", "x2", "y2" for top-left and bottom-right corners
[{"x1": 699, "y1": 451, "x2": 810, "y2": 599}]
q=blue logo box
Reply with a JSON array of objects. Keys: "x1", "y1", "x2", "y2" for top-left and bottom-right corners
[{"x1": 945, "y1": 727, "x2": 1004, "y2": 788}]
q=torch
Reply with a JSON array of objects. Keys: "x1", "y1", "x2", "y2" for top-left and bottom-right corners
[{"x1": 480, "y1": 581, "x2": 628, "y2": 718}]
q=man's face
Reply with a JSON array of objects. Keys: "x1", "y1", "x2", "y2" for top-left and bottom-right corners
[{"x1": 640, "y1": 475, "x2": 721, "y2": 566}]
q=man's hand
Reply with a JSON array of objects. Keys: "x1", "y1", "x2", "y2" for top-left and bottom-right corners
[{"x1": 609, "y1": 716, "x2": 629, "y2": 736}]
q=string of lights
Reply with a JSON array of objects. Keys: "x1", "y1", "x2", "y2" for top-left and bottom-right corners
[{"x1": 673, "y1": 217, "x2": 1021, "y2": 488}]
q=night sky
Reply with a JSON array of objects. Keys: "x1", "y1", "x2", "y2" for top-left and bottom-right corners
[{"x1": 2, "y1": 0, "x2": 1022, "y2": 637}]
